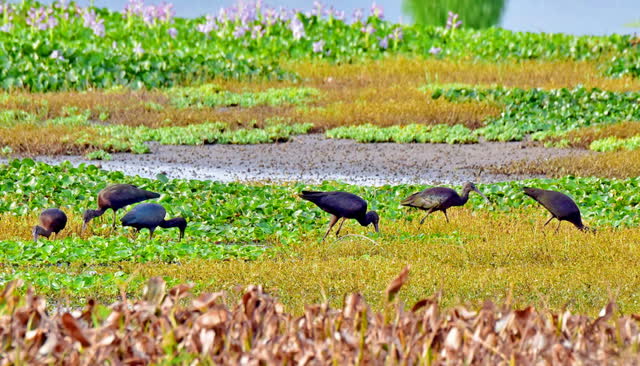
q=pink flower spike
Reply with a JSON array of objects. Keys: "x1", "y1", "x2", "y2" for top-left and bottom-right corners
[
  {"x1": 370, "y1": 2, "x2": 384, "y2": 19},
  {"x1": 312, "y1": 40, "x2": 325, "y2": 53},
  {"x1": 133, "y1": 42, "x2": 144, "y2": 56},
  {"x1": 429, "y1": 46, "x2": 442, "y2": 55}
]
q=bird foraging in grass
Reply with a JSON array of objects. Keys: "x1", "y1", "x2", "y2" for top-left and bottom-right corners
[
  {"x1": 33, "y1": 208, "x2": 67, "y2": 242},
  {"x1": 82, "y1": 184, "x2": 160, "y2": 233},
  {"x1": 120, "y1": 203, "x2": 187, "y2": 241},
  {"x1": 401, "y1": 182, "x2": 489, "y2": 224},
  {"x1": 299, "y1": 191, "x2": 379, "y2": 242},
  {"x1": 523, "y1": 187, "x2": 593, "y2": 233}
]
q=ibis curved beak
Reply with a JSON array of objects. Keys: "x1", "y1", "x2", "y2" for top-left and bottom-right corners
[
  {"x1": 474, "y1": 188, "x2": 490, "y2": 203},
  {"x1": 81, "y1": 221, "x2": 87, "y2": 233},
  {"x1": 373, "y1": 221, "x2": 380, "y2": 233}
]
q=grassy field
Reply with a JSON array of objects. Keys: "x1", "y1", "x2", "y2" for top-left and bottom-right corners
[
  {"x1": 5, "y1": 192, "x2": 640, "y2": 316},
  {"x1": 91, "y1": 210, "x2": 640, "y2": 316},
  {"x1": 0, "y1": 160, "x2": 639, "y2": 317}
]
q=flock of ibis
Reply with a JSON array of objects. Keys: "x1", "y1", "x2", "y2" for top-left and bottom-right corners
[
  {"x1": 33, "y1": 184, "x2": 186, "y2": 241},
  {"x1": 33, "y1": 181, "x2": 592, "y2": 243},
  {"x1": 300, "y1": 183, "x2": 591, "y2": 241}
]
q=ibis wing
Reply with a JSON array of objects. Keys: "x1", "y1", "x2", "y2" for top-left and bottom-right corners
[
  {"x1": 300, "y1": 191, "x2": 367, "y2": 218},
  {"x1": 121, "y1": 203, "x2": 166, "y2": 227},
  {"x1": 101, "y1": 184, "x2": 160, "y2": 209},
  {"x1": 535, "y1": 192, "x2": 581, "y2": 219},
  {"x1": 401, "y1": 188, "x2": 452, "y2": 210},
  {"x1": 40, "y1": 209, "x2": 67, "y2": 233}
]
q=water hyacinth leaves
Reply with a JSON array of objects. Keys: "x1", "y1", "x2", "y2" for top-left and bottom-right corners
[
  {"x1": 326, "y1": 124, "x2": 478, "y2": 144},
  {"x1": 430, "y1": 86, "x2": 640, "y2": 142},
  {"x1": 3, "y1": 159, "x2": 640, "y2": 234},
  {"x1": 0, "y1": 1, "x2": 635, "y2": 91}
]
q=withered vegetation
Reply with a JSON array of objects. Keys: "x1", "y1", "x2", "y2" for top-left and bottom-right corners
[
  {"x1": 490, "y1": 149, "x2": 640, "y2": 179},
  {"x1": 0, "y1": 124, "x2": 93, "y2": 155},
  {"x1": 2, "y1": 270, "x2": 639, "y2": 364}
]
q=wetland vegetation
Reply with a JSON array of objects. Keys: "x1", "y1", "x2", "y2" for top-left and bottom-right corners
[{"x1": 1, "y1": 0, "x2": 640, "y2": 362}]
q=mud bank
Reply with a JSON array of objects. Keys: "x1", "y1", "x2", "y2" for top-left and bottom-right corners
[{"x1": 16, "y1": 134, "x2": 587, "y2": 186}]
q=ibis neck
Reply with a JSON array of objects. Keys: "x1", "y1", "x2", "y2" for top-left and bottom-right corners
[
  {"x1": 160, "y1": 218, "x2": 186, "y2": 240},
  {"x1": 356, "y1": 216, "x2": 369, "y2": 227},
  {"x1": 159, "y1": 218, "x2": 182, "y2": 229},
  {"x1": 459, "y1": 188, "x2": 471, "y2": 204},
  {"x1": 86, "y1": 208, "x2": 106, "y2": 222},
  {"x1": 356, "y1": 213, "x2": 374, "y2": 227},
  {"x1": 33, "y1": 225, "x2": 51, "y2": 241}
]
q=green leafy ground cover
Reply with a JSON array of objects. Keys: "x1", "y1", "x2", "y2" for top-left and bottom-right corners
[
  {"x1": 590, "y1": 135, "x2": 640, "y2": 152},
  {"x1": 0, "y1": 1, "x2": 636, "y2": 91},
  {"x1": 166, "y1": 85, "x2": 319, "y2": 108},
  {"x1": 326, "y1": 123, "x2": 477, "y2": 143},
  {"x1": 81, "y1": 121, "x2": 313, "y2": 154},
  {"x1": 322, "y1": 86, "x2": 640, "y2": 144},
  {"x1": 430, "y1": 86, "x2": 640, "y2": 141},
  {"x1": 2, "y1": 159, "x2": 639, "y2": 231}
]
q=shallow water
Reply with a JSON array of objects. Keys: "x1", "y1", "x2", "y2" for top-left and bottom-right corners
[{"x1": 6, "y1": 135, "x2": 587, "y2": 186}]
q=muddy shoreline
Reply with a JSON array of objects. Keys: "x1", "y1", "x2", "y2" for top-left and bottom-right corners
[{"x1": 11, "y1": 134, "x2": 588, "y2": 186}]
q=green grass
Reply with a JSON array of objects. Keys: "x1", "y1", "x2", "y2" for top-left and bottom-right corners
[
  {"x1": 6, "y1": 210, "x2": 640, "y2": 316},
  {"x1": 166, "y1": 85, "x2": 320, "y2": 108},
  {"x1": 590, "y1": 135, "x2": 640, "y2": 152}
]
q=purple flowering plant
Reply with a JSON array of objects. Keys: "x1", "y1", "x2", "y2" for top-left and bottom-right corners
[{"x1": 0, "y1": 0, "x2": 415, "y2": 91}]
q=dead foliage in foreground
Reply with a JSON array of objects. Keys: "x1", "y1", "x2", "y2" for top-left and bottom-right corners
[{"x1": 2, "y1": 267, "x2": 640, "y2": 364}]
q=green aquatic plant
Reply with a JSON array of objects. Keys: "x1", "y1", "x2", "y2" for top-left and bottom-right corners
[
  {"x1": 326, "y1": 123, "x2": 478, "y2": 143},
  {"x1": 429, "y1": 86, "x2": 640, "y2": 141},
  {"x1": 0, "y1": 1, "x2": 634, "y2": 92}
]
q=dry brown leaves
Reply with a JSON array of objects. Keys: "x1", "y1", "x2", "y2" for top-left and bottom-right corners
[{"x1": 1, "y1": 269, "x2": 640, "y2": 364}]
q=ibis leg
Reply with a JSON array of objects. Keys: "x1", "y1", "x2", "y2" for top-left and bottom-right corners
[
  {"x1": 420, "y1": 214, "x2": 429, "y2": 225},
  {"x1": 149, "y1": 228, "x2": 155, "y2": 240},
  {"x1": 322, "y1": 215, "x2": 339, "y2": 242},
  {"x1": 544, "y1": 216, "x2": 555, "y2": 226},
  {"x1": 419, "y1": 208, "x2": 435, "y2": 225},
  {"x1": 335, "y1": 218, "x2": 347, "y2": 237},
  {"x1": 555, "y1": 221, "x2": 561, "y2": 233},
  {"x1": 443, "y1": 210, "x2": 450, "y2": 223},
  {"x1": 112, "y1": 210, "x2": 117, "y2": 229}
]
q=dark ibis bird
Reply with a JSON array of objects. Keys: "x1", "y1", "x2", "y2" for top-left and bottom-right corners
[
  {"x1": 523, "y1": 187, "x2": 591, "y2": 232},
  {"x1": 120, "y1": 203, "x2": 187, "y2": 240},
  {"x1": 401, "y1": 182, "x2": 489, "y2": 224},
  {"x1": 299, "y1": 191, "x2": 380, "y2": 241},
  {"x1": 82, "y1": 184, "x2": 160, "y2": 232},
  {"x1": 33, "y1": 208, "x2": 67, "y2": 242}
]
